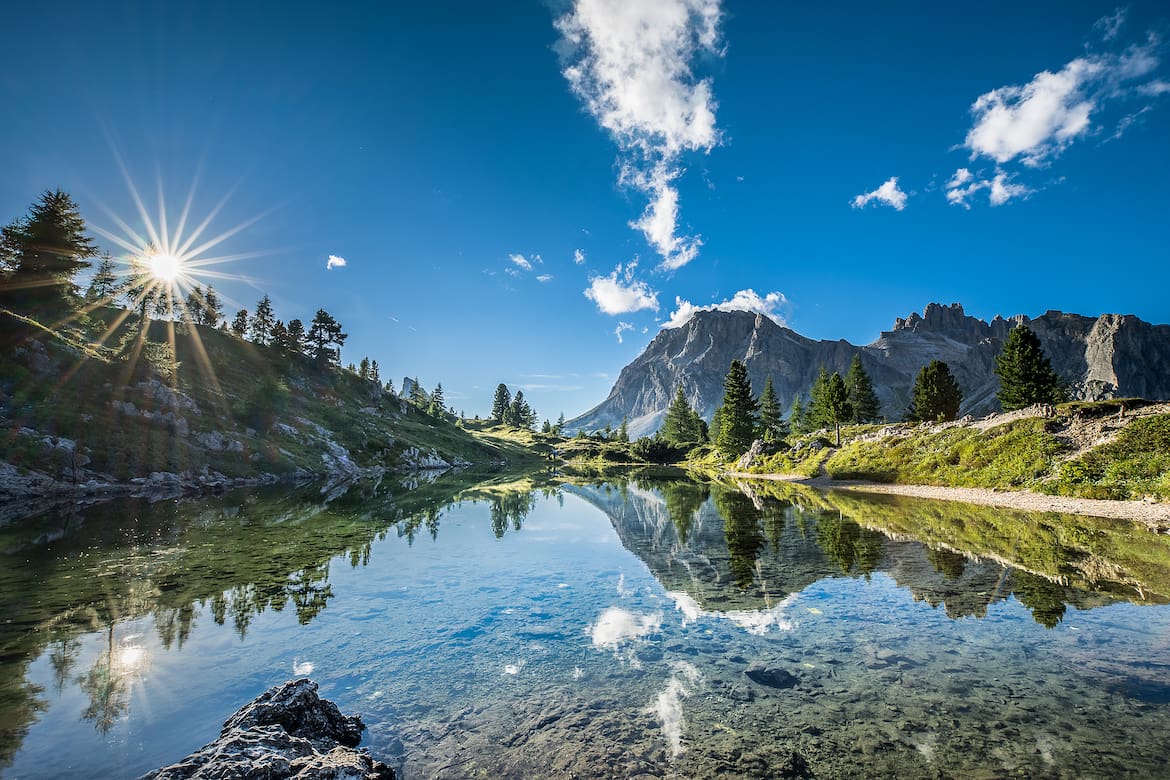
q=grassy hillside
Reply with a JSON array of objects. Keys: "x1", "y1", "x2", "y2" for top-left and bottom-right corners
[
  {"x1": 0, "y1": 306, "x2": 526, "y2": 492},
  {"x1": 742, "y1": 401, "x2": 1170, "y2": 502}
]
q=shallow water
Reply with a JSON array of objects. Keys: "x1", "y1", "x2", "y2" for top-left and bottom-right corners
[{"x1": 2, "y1": 475, "x2": 1170, "y2": 778}]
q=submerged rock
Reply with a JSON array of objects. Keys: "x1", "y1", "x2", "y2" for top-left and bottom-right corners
[
  {"x1": 141, "y1": 679, "x2": 394, "y2": 780},
  {"x1": 744, "y1": 661, "x2": 798, "y2": 689}
]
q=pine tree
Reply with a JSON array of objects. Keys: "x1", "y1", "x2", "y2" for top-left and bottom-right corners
[
  {"x1": 203, "y1": 286, "x2": 222, "y2": 327},
  {"x1": 85, "y1": 253, "x2": 120, "y2": 302},
  {"x1": 789, "y1": 394, "x2": 809, "y2": 435},
  {"x1": 491, "y1": 384, "x2": 511, "y2": 422},
  {"x1": 230, "y1": 309, "x2": 249, "y2": 337},
  {"x1": 286, "y1": 318, "x2": 305, "y2": 354},
  {"x1": 995, "y1": 325, "x2": 1065, "y2": 410},
  {"x1": 0, "y1": 189, "x2": 98, "y2": 308},
  {"x1": 508, "y1": 390, "x2": 534, "y2": 429},
  {"x1": 821, "y1": 372, "x2": 853, "y2": 446},
  {"x1": 662, "y1": 385, "x2": 703, "y2": 446},
  {"x1": 845, "y1": 354, "x2": 881, "y2": 423},
  {"x1": 428, "y1": 383, "x2": 446, "y2": 417},
  {"x1": 758, "y1": 376, "x2": 783, "y2": 441},
  {"x1": 359, "y1": 357, "x2": 371, "y2": 380},
  {"x1": 906, "y1": 360, "x2": 963, "y2": 422},
  {"x1": 306, "y1": 308, "x2": 347, "y2": 365},
  {"x1": 370, "y1": 359, "x2": 380, "y2": 383},
  {"x1": 555, "y1": 412, "x2": 566, "y2": 435},
  {"x1": 806, "y1": 367, "x2": 832, "y2": 430},
  {"x1": 250, "y1": 294, "x2": 276, "y2": 345},
  {"x1": 616, "y1": 416, "x2": 629, "y2": 443},
  {"x1": 715, "y1": 360, "x2": 759, "y2": 459},
  {"x1": 409, "y1": 377, "x2": 427, "y2": 408},
  {"x1": 185, "y1": 285, "x2": 206, "y2": 324},
  {"x1": 271, "y1": 320, "x2": 290, "y2": 352},
  {"x1": 541, "y1": 419, "x2": 552, "y2": 434}
]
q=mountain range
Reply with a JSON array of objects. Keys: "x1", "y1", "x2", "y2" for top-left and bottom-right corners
[{"x1": 567, "y1": 303, "x2": 1170, "y2": 437}]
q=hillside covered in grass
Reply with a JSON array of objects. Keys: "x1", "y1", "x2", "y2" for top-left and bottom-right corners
[
  {"x1": 743, "y1": 400, "x2": 1170, "y2": 502},
  {"x1": 0, "y1": 305, "x2": 537, "y2": 500}
]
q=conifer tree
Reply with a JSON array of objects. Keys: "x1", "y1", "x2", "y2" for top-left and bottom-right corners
[
  {"x1": 715, "y1": 360, "x2": 758, "y2": 459},
  {"x1": 270, "y1": 320, "x2": 289, "y2": 351},
  {"x1": 616, "y1": 416, "x2": 629, "y2": 443},
  {"x1": 906, "y1": 360, "x2": 963, "y2": 422},
  {"x1": 820, "y1": 372, "x2": 853, "y2": 446},
  {"x1": 0, "y1": 189, "x2": 98, "y2": 308},
  {"x1": 806, "y1": 367, "x2": 832, "y2": 430},
  {"x1": 409, "y1": 377, "x2": 427, "y2": 408},
  {"x1": 994, "y1": 325, "x2": 1065, "y2": 410},
  {"x1": 542, "y1": 419, "x2": 552, "y2": 434},
  {"x1": 845, "y1": 354, "x2": 881, "y2": 423},
  {"x1": 185, "y1": 285, "x2": 206, "y2": 325},
  {"x1": 555, "y1": 412, "x2": 566, "y2": 435},
  {"x1": 491, "y1": 383, "x2": 511, "y2": 422},
  {"x1": 428, "y1": 383, "x2": 446, "y2": 417},
  {"x1": 306, "y1": 308, "x2": 347, "y2": 365},
  {"x1": 789, "y1": 394, "x2": 809, "y2": 435},
  {"x1": 370, "y1": 359, "x2": 380, "y2": 383},
  {"x1": 508, "y1": 390, "x2": 535, "y2": 429},
  {"x1": 662, "y1": 385, "x2": 703, "y2": 446},
  {"x1": 758, "y1": 376, "x2": 783, "y2": 441},
  {"x1": 286, "y1": 318, "x2": 305, "y2": 354},
  {"x1": 85, "y1": 253, "x2": 120, "y2": 302},
  {"x1": 203, "y1": 286, "x2": 222, "y2": 327},
  {"x1": 250, "y1": 294, "x2": 276, "y2": 345},
  {"x1": 359, "y1": 357, "x2": 371, "y2": 380},
  {"x1": 230, "y1": 309, "x2": 249, "y2": 337}
]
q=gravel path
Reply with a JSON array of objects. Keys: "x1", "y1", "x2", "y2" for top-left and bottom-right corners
[{"x1": 729, "y1": 471, "x2": 1170, "y2": 530}]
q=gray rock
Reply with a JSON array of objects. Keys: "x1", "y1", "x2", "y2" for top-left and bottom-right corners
[
  {"x1": 140, "y1": 679, "x2": 393, "y2": 780},
  {"x1": 745, "y1": 661, "x2": 798, "y2": 689}
]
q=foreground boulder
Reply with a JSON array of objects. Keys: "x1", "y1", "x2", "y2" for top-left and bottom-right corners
[{"x1": 141, "y1": 679, "x2": 394, "y2": 780}]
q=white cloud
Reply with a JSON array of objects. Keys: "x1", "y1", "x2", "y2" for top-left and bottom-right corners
[
  {"x1": 963, "y1": 35, "x2": 1163, "y2": 167},
  {"x1": 326, "y1": 255, "x2": 347, "y2": 270},
  {"x1": 509, "y1": 253, "x2": 533, "y2": 271},
  {"x1": 614, "y1": 321, "x2": 634, "y2": 342},
  {"x1": 589, "y1": 606, "x2": 661, "y2": 649},
  {"x1": 850, "y1": 176, "x2": 909, "y2": 211},
  {"x1": 944, "y1": 168, "x2": 1032, "y2": 208},
  {"x1": 1094, "y1": 8, "x2": 1127, "y2": 42},
  {"x1": 585, "y1": 263, "x2": 659, "y2": 315},
  {"x1": 1138, "y1": 80, "x2": 1170, "y2": 96},
  {"x1": 574, "y1": 248, "x2": 586, "y2": 265},
  {"x1": 536, "y1": 274, "x2": 554, "y2": 283},
  {"x1": 556, "y1": 0, "x2": 723, "y2": 270},
  {"x1": 663, "y1": 289, "x2": 787, "y2": 329}
]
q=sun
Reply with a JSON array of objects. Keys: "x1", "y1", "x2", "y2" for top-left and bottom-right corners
[{"x1": 147, "y1": 252, "x2": 183, "y2": 283}]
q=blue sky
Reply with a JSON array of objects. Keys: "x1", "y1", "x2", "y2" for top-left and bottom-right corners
[{"x1": 2, "y1": 1, "x2": 1168, "y2": 419}]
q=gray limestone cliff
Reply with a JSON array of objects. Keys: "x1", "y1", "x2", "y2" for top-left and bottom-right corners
[{"x1": 567, "y1": 303, "x2": 1170, "y2": 437}]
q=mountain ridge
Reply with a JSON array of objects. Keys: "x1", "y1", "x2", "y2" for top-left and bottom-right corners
[{"x1": 567, "y1": 303, "x2": 1170, "y2": 437}]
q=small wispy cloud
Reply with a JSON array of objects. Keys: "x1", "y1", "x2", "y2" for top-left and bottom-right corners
[
  {"x1": 614, "y1": 321, "x2": 634, "y2": 343},
  {"x1": 1093, "y1": 7, "x2": 1127, "y2": 43},
  {"x1": 326, "y1": 254, "x2": 347, "y2": 270},
  {"x1": 536, "y1": 274, "x2": 554, "y2": 283},
  {"x1": 945, "y1": 168, "x2": 1032, "y2": 208},
  {"x1": 585, "y1": 262, "x2": 659, "y2": 315},
  {"x1": 509, "y1": 253, "x2": 534, "y2": 271},
  {"x1": 574, "y1": 248, "x2": 586, "y2": 265},
  {"x1": 851, "y1": 177, "x2": 909, "y2": 211},
  {"x1": 664, "y1": 289, "x2": 788, "y2": 329},
  {"x1": 556, "y1": 0, "x2": 724, "y2": 270}
]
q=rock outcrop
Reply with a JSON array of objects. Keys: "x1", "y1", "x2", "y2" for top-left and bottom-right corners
[
  {"x1": 568, "y1": 303, "x2": 1170, "y2": 437},
  {"x1": 141, "y1": 679, "x2": 393, "y2": 780}
]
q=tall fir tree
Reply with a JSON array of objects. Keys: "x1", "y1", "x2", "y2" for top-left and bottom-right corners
[
  {"x1": 85, "y1": 253, "x2": 120, "y2": 302},
  {"x1": 408, "y1": 377, "x2": 428, "y2": 408},
  {"x1": 306, "y1": 308, "x2": 347, "y2": 365},
  {"x1": 616, "y1": 416, "x2": 629, "y2": 443},
  {"x1": 806, "y1": 367, "x2": 832, "y2": 430},
  {"x1": 758, "y1": 376, "x2": 784, "y2": 441},
  {"x1": 555, "y1": 412, "x2": 566, "y2": 435},
  {"x1": 428, "y1": 382, "x2": 446, "y2": 417},
  {"x1": 820, "y1": 372, "x2": 853, "y2": 446},
  {"x1": 358, "y1": 356, "x2": 371, "y2": 380},
  {"x1": 994, "y1": 325, "x2": 1065, "y2": 410},
  {"x1": 230, "y1": 309, "x2": 249, "y2": 337},
  {"x1": 0, "y1": 189, "x2": 98, "y2": 309},
  {"x1": 789, "y1": 394, "x2": 809, "y2": 435},
  {"x1": 906, "y1": 360, "x2": 963, "y2": 422},
  {"x1": 202, "y1": 286, "x2": 222, "y2": 327},
  {"x1": 845, "y1": 354, "x2": 881, "y2": 423},
  {"x1": 491, "y1": 383, "x2": 512, "y2": 422},
  {"x1": 370, "y1": 359, "x2": 380, "y2": 383},
  {"x1": 250, "y1": 294, "x2": 276, "y2": 345},
  {"x1": 662, "y1": 385, "x2": 703, "y2": 446},
  {"x1": 286, "y1": 318, "x2": 305, "y2": 354},
  {"x1": 715, "y1": 360, "x2": 758, "y2": 459}
]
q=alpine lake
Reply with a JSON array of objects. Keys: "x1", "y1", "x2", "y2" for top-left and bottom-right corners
[{"x1": 3, "y1": 470, "x2": 1170, "y2": 779}]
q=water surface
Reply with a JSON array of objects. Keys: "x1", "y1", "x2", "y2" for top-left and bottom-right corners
[{"x1": 2, "y1": 474, "x2": 1170, "y2": 778}]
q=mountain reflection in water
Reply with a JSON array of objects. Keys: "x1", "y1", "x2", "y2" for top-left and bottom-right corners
[{"x1": 2, "y1": 473, "x2": 1170, "y2": 778}]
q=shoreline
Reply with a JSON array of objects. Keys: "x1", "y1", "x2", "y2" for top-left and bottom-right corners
[{"x1": 727, "y1": 471, "x2": 1170, "y2": 530}]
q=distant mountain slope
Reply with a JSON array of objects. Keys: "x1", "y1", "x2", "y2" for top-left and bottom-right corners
[{"x1": 567, "y1": 303, "x2": 1170, "y2": 437}]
